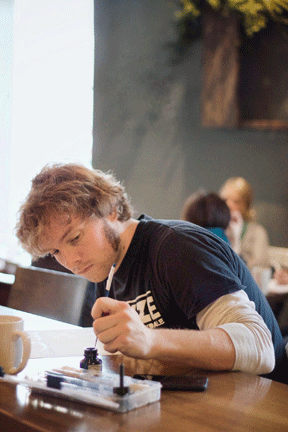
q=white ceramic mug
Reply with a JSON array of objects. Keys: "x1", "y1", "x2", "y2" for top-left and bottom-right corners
[{"x1": 0, "y1": 315, "x2": 31, "y2": 374}]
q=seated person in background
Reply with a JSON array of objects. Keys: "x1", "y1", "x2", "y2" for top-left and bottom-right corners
[
  {"x1": 181, "y1": 191, "x2": 230, "y2": 243},
  {"x1": 219, "y1": 177, "x2": 270, "y2": 270},
  {"x1": 15, "y1": 163, "x2": 288, "y2": 384}
]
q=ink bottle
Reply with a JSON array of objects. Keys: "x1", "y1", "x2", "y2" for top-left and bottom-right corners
[{"x1": 80, "y1": 347, "x2": 102, "y2": 372}]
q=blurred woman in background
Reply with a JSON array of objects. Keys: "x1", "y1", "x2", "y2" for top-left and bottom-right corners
[{"x1": 219, "y1": 177, "x2": 270, "y2": 270}]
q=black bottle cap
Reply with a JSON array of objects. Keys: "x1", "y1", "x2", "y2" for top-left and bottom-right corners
[{"x1": 84, "y1": 347, "x2": 97, "y2": 359}]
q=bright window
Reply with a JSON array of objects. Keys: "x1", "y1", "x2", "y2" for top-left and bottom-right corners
[{"x1": 2, "y1": 0, "x2": 94, "y2": 264}]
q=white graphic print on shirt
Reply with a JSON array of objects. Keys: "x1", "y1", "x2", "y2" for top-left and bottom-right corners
[{"x1": 128, "y1": 291, "x2": 165, "y2": 328}]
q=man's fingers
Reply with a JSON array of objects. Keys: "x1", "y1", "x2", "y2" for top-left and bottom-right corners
[{"x1": 91, "y1": 297, "x2": 125, "y2": 319}]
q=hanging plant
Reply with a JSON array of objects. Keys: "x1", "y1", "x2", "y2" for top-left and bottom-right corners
[{"x1": 176, "y1": 0, "x2": 288, "y2": 38}]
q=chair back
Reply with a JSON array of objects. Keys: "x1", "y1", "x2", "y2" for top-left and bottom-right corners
[{"x1": 8, "y1": 266, "x2": 88, "y2": 325}]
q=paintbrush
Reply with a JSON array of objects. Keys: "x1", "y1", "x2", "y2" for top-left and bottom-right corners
[{"x1": 94, "y1": 263, "x2": 116, "y2": 347}]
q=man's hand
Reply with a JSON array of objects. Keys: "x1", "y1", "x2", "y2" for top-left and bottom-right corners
[
  {"x1": 274, "y1": 268, "x2": 288, "y2": 285},
  {"x1": 91, "y1": 297, "x2": 155, "y2": 358}
]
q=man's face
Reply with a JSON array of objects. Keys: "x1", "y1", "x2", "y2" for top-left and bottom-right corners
[{"x1": 39, "y1": 214, "x2": 121, "y2": 283}]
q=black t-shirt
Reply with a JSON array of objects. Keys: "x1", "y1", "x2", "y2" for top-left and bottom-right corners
[{"x1": 97, "y1": 215, "x2": 288, "y2": 384}]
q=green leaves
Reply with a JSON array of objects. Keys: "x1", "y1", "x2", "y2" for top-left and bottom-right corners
[{"x1": 176, "y1": 0, "x2": 288, "y2": 37}]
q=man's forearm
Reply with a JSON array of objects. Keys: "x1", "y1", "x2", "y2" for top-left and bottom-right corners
[
  {"x1": 147, "y1": 327, "x2": 236, "y2": 371},
  {"x1": 146, "y1": 290, "x2": 275, "y2": 375}
]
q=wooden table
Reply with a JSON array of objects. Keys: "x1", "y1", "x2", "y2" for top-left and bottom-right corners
[{"x1": 1, "y1": 308, "x2": 288, "y2": 432}]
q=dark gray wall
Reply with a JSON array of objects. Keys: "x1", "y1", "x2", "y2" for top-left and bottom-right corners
[{"x1": 92, "y1": 0, "x2": 288, "y2": 246}]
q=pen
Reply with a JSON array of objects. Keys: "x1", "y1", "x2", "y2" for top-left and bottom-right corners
[
  {"x1": 46, "y1": 372, "x2": 112, "y2": 393},
  {"x1": 94, "y1": 263, "x2": 116, "y2": 347}
]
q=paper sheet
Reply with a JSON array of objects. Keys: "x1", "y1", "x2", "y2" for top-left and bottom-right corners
[{"x1": 27, "y1": 327, "x2": 115, "y2": 358}]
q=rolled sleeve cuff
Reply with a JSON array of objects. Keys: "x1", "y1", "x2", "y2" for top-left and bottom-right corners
[{"x1": 219, "y1": 322, "x2": 275, "y2": 375}]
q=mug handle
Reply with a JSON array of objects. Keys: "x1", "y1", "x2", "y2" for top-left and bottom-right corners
[{"x1": 8, "y1": 331, "x2": 31, "y2": 374}]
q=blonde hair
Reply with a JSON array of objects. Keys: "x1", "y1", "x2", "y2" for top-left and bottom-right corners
[
  {"x1": 219, "y1": 177, "x2": 255, "y2": 221},
  {"x1": 16, "y1": 163, "x2": 133, "y2": 257}
]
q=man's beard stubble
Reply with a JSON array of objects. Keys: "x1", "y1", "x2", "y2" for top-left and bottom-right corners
[{"x1": 102, "y1": 219, "x2": 120, "y2": 253}]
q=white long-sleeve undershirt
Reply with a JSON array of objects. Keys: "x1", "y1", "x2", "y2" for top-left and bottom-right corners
[{"x1": 196, "y1": 290, "x2": 275, "y2": 375}]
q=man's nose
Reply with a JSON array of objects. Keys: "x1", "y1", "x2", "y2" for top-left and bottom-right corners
[{"x1": 60, "y1": 249, "x2": 81, "y2": 271}]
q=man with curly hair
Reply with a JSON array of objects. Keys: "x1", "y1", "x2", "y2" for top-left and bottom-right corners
[{"x1": 16, "y1": 163, "x2": 288, "y2": 384}]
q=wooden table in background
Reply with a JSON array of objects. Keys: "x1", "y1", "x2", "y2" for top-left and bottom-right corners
[{"x1": 1, "y1": 307, "x2": 288, "y2": 432}]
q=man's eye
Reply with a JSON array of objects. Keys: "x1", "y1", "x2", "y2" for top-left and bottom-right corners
[
  {"x1": 51, "y1": 250, "x2": 59, "y2": 257},
  {"x1": 71, "y1": 234, "x2": 80, "y2": 245}
]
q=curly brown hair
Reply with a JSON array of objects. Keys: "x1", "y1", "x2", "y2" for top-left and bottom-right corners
[{"x1": 15, "y1": 163, "x2": 133, "y2": 257}]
